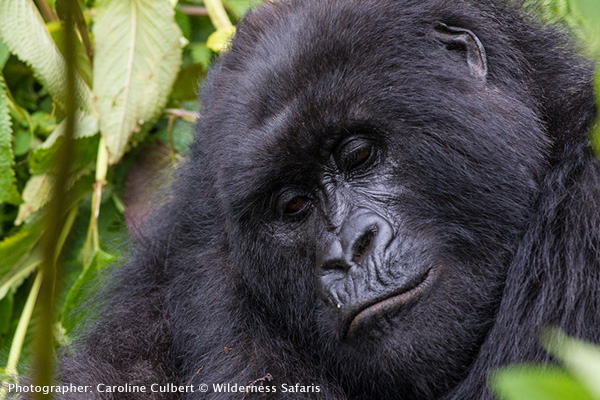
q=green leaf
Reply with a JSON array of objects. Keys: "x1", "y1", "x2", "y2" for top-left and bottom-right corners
[
  {"x1": 29, "y1": 111, "x2": 99, "y2": 174},
  {"x1": 46, "y1": 20, "x2": 93, "y2": 87},
  {"x1": 206, "y1": 26, "x2": 236, "y2": 53},
  {"x1": 30, "y1": 111, "x2": 57, "y2": 137},
  {"x1": 175, "y1": 8, "x2": 192, "y2": 39},
  {"x1": 569, "y1": 0, "x2": 600, "y2": 57},
  {"x1": 0, "y1": 36, "x2": 9, "y2": 69},
  {"x1": 170, "y1": 63, "x2": 205, "y2": 101},
  {"x1": 0, "y1": 224, "x2": 43, "y2": 301},
  {"x1": 15, "y1": 174, "x2": 53, "y2": 226},
  {"x1": 15, "y1": 169, "x2": 96, "y2": 226},
  {"x1": 222, "y1": 0, "x2": 262, "y2": 18},
  {"x1": 156, "y1": 117, "x2": 195, "y2": 153},
  {"x1": 491, "y1": 365, "x2": 596, "y2": 400},
  {"x1": 93, "y1": 0, "x2": 183, "y2": 164},
  {"x1": 0, "y1": 75, "x2": 21, "y2": 205},
  {"x1": 0, "y1": 227, "x2": 41, "y2": 278},
  {"x1": 38, "y1": 111, "x2": 98, "y2": 148},
  {"x1": 0, "y1": 293, "x2": 14, "y2": 336},
  {"x1": 544, "y1": 329, "x2": 600, "y2": 398},
  {"x1": 61, "y1": 249, "x2": 116, "y2": 334},
  {"x1": 0, "y1": 254, "x2": 39, "y2": 300},
  {"x1": 189, "y1": 42, "x2": 212, "y2": 70},
  {"x1": 0, "y1": 0, "x2": 95, "y2": 113},
  {"x1": 12, "y1": 126, "x2": 32, "y2": 157},
  {"x1": 29, "y1": 136, "x2": 98, "y2": 176}
]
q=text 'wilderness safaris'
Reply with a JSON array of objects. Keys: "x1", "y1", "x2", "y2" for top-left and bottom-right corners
[{"x1": 7, "y1": 382, "x2": 323, "y2": 395}]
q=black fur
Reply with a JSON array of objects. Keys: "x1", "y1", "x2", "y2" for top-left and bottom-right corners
[{"x1": 59, "y1": 0, "x2": 600, "y2": 399}]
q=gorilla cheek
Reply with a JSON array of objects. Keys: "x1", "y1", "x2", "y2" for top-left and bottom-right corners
[{"x1": 233, "y1": 230, "x2": 318, "y2": 318}]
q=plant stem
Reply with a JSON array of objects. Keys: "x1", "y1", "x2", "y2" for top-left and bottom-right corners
[
  {"x1": 6, "y1": 273, "x2": 43, "y2": 378},
  {"x1": 178, "y1": 5, "x2": 209, "y2": 16},
  {"x1": 34, "y1": 0, "x2": 58, "y2": 22},
  {"x1": 84, "y1": 138, "x2": 107, "y2": 267},
  {"x1": 163, "y1": 108, "x2": 199, "y2": 122},
  {"x1": 32, "y1": 1, "x2": 78, "y2": 397},
  {"x1": 167, "y1": 114, "x2": 177, "y2": 160},
  {"x1": 204, "y1": 0, "x2": 232, "y2": 30},
  {"x1": 56, "y1": 0, "x2": 94, "y2": 62}
]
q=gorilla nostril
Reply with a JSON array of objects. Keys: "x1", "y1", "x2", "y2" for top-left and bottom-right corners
[{"x1": 352, "y1": 226, "x2": 378, "y2": 264}]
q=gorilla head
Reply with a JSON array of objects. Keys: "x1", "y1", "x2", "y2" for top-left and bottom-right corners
[
  {"x1": 61, "y1": 1, "x2": 600, "y2": 399},
  {"x1": 194, "y1": 0, "x2": 549, "y2": 391}
]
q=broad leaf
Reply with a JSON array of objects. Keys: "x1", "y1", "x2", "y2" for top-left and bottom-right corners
[
  {"x1": 0, "y1": 252, "x2": 40, "y2": 300},
  {"x1": 0, "y1": 222, "x2": 43, "y2": 306},
  {"x1": 0, "y1": 293, "x2": 14, "y2": 336},
  {"x1": 0, "y1": 37, "x2": 9, "y2": 69},
  {"x1": 545, "y1": 329, "x2": 600, "y2": 398},
  {"x1": 223, "y1": 0, "x2": 262, "y2": 18},
  {"x1": 47, "y1": 20, "x2": 93, "y2": 87},
  {"x1": 189, "y1": 43, "x2": 213, "y2": 70},
  {"x1": 29, "y1": 112, "x2": 99, "y2": 174},
  {"x1": 0, "y1": 75, "x2": 21, "y2": 205},
  {"x1": 0, "y1": 0, "x2": 95, "y2": 113},
  {"x1": 15, "y1": 168, "x2": 97, "y2": 225},
  {"x1": 36, "y1": 112, "x2": 97, "y2": 146},
  {"x1": 0, "y1": 227, "x2": 42, "y2": 283},
  {"x1": 61, "y1": 249, "x2": 116, "y2": 334},
  {"x1": 15, "y1": 174, "x2": 54, "y2": 225},
  {"x1": 93, "y1": 0, "x2": 183, "y2": 164},
  {"x1": 491, "y1": 365, "x2": 596, "y2": 400},
  {"x1": 170, "y1": 63, "x2": 206, "y2": 101},
  {"x1": 569, "y1": 0, "x2": 600, "y2": 58}
]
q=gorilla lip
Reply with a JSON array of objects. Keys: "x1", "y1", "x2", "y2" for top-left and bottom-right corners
[{"x1": 345, "y1": 267, "x2": 436, "y2": 336}]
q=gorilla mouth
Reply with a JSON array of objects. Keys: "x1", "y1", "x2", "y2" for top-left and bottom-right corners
[{"x1": 346, "y1": 267, "x2": 437, "y2": 336}]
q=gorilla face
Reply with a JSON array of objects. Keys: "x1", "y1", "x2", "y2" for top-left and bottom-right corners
[{"x1": 196, "y1": 0, "x2": 549, "y2": 391}]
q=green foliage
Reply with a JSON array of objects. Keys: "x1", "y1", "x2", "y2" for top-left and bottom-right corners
[
  {"x1": 223, "y1": 0, "x2": 262, "y2": 18},
  {"x1": 0, "y1": 38, "x2": 9, "y2": 69},
  {"x1": 61, "y1": 249, "x2": 116, "y2": 334},
  {"x1": 529, "y1": 0, "x2": 600, "y2": 151},
  {"x1": 0, "y1": 0, "x2": 94, "y2": 113},
  {"x1": 28, "y1": 111, "x2": 99, "y2": 175},
  {"x1": 15, "y1": 174, "x2": 54, "y2": 225},
  {"x1": 492, "y1": 330, "x2": 600, "y2": 400},
  {"x1": 0, "y1": 0, "x2": 260, "y2": 384},
  {"x1": 492, "y1": 365, "x2": 596, "y2": 400},
  {"x1": 0, "y1": 77, "x2": 20, "y2": 205},
  {"x1": 93, "y1": 0, "x2": 182, "y2": 164},
  {"x1": 0, "y1": 224, "x2": 43, "y2": 289}
]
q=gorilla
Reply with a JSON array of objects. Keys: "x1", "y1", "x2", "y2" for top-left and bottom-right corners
[{"x1": 59, "y1": 0, "x2": 600, "y2": 399}]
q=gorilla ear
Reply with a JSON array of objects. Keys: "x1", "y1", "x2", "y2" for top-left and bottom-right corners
[{"x1": 434, "y1": 22, "x2": 488, "y2": 81}]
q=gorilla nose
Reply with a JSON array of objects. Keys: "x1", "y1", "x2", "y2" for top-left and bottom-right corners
[{"x1": 319, "y1": 210, "x2": 394, "y2": 270}]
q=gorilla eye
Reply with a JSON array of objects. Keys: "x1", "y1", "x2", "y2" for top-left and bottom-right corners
[
  {"x1": 276, "y1": 191, "x2": 312, "y2": 218},
  {"x1": 337, "y1": 139, "x2": 376, "y2": 172},
  {"x1": 285, "y1": 196, "x2": 307, "y2": 214}
]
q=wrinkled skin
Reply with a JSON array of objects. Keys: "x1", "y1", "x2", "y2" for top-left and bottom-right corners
[{"x1": 57, "y1": 1, "x2": 600, "y2": 399}]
